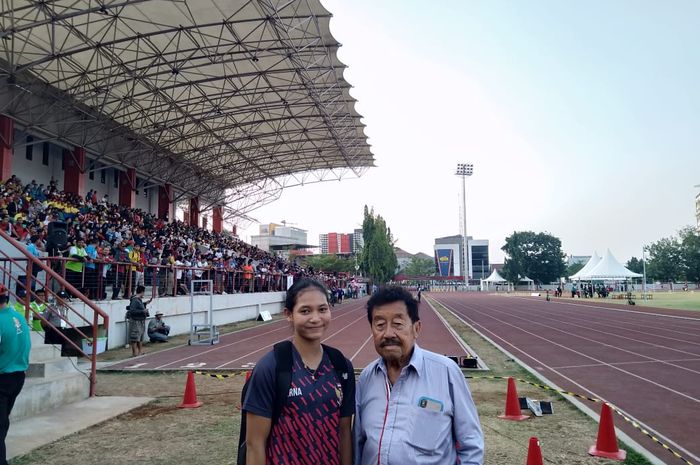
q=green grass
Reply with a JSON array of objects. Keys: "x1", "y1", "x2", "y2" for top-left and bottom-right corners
[{"x1": 604, "y1": 291, "x2": 700, "y2": 311}]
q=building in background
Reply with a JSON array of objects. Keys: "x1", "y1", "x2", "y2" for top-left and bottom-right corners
[
  {"x1": 353, "y1": 228, "x2": 364, "y2": 253},
  {"x1": 319, "y1": 232, "x2": 356, "y2": 255},
  {"x1": 251, "y1": 223, "x2": 314, "y2": 257},
  {"x1": 434, "y1": 235, "x2": 489, "y2": 280}
]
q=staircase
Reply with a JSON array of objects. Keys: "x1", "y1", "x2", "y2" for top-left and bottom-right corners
[{"x1": 10, "y1": 331, "x2": 89, "y2": 421}]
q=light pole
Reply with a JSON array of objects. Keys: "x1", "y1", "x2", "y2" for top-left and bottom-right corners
[
  {"x1": 456, "y1": 163, "x2": 473, "y2": 288},
  {"x1": 642, "y1": 246, "x2": 647, "y2": 301}
]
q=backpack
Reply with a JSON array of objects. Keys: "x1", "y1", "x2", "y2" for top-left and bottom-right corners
[{"x1": 237, "y1": 340, "x2": 351, "y2": 465}]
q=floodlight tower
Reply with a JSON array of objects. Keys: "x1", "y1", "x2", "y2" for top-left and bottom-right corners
[{"x1": 456, "y1": 163, "x2": 474, "y2": 287}]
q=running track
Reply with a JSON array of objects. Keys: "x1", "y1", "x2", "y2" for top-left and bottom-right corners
[
  {"x1": 431, "y1": 293, "x2": 700, "y2": 465},
  {"x1": 105, "y1": 297, "x2": 470, "y2": 371}
]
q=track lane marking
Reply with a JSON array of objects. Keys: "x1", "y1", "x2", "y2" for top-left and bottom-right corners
[
  {"x1": 153, "y1": 300, "x2": 368, "y2": 369},
  {"x1": 433, "y1": 295, "x2": 700, "y2": 464}
]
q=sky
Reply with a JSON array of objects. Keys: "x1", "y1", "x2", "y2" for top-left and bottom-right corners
[{"x1": 239, "y1": 0, "x2": 700, "y2": 263}]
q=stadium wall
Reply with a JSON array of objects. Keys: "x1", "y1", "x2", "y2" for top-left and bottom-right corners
[{"x1": 85, "y1": 292, "x2": 286, "y2": 350}]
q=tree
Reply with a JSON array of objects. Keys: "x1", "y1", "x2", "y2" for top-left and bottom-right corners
[
  {"x1": 679, "y1": 227, "x2": 700, "y2": 282},
  {"x1": 403, "y1": 256, "x2": 436, "y2": 277},
  {"x1": 566, "y1": 262, "x2": 585, "y2": 277},
  {"x1": 625, "y1": 257, "x2": 644, "y2": 274},
  {"x1": 501, "y1": 231, "x2": 566, "y2": 284},
  {"x1": 360, "y1": 205, "x2": 398, "y2": 284},
  {"x1": 302, "y1": 254, "x2": 355, "y2": 274},
  {"x1": 646, "y1": 236, "x2": 683, "y2": 282}
]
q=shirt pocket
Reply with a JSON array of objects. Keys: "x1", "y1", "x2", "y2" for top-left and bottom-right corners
[{"x1": 407, "y1": 407, "x2": 451, "y2": 454}]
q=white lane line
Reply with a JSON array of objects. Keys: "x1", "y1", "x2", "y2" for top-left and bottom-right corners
[
  {"x1": 512, "y1": 296, "x2": 700, "y2": 322},
  {"x1": 497, "y1": 299, "x2": 700, "y2": 357},
  {"x1": 448, "y1": 297, "x2": 700, "y2": 402},
  {"x1": 350, "y1": 335, "x2": 373, "y2": 362},
  {"x1": 425, "y1": 297, "x2": 489, "y2": 370},
  {"x1": 435, "y1": 296, "x2": 699, "y2": 464},
  {"x1": 472, "y1": 298, "x2": 700, "y2": 376},
  {"x1": 155, "y1": 300, "x2": 368, "y2": 369},
  {"x1": 214, "y1": 311, "x2": 368, "y2": 369},
  {"x1": 553, "y1": 358, "x2": 700, "y2": 370}
]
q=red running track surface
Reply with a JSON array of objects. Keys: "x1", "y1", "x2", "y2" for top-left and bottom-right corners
[
  {"x1": 105, "y1": 297, "x2": 470, "y2": 372},
  {"x1": 431, "y1": 292, "x2": 700, "y2": 465}
]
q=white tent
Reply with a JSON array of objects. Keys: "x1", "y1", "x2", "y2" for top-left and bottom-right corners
[
  {"x1": 481, "y1": 269, "x2": 507, "y2": 292},
  {"x1": 518, "y1": 275, "x2": 534, "y2": 290},
  {"x1": 483, "y1": 269, "x2": 507, "y2": 283},
  {"x1": 570, "y1": 252, "x2": 601, "y2": 281},
  {"x1": 578, "y1": 250, "x2": 642, "y2": 280}
]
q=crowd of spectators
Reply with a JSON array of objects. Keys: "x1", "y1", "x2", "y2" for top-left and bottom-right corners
[{"x1": 0, "y1": 174, "x2": 344, "y2": 300}]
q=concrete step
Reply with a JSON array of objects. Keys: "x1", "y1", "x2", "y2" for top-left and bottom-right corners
[
  {"x1": 27, "y1": 357, "x2": 79, "y2": 378},
  {"x1": 29, "y1": 343, "x2": 62, "y2": 363},
  {"x1": 7, "y1": 395, "x2": 154, "y2": 461},
  {"x1": 10, "y1": 371, "x2": 90, "y2": 421}
]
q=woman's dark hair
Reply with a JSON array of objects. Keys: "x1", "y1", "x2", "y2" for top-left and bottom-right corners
[
  {"x1": 366, "y1": 286, "x2": 419, "y2": 324},
  {"x1": 135, "y1": 285, "x2": 146, "y2": 294},
  {"x1": 0, "y1": 294, "x2": 9, "y2": 305},
  {"x1": 285, "y1": 278, "x2": 329, "y2": 311}
]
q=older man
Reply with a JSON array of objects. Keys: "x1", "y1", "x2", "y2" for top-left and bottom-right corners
[
  {"x1": 147, "y1": 311, "x2": 170, "y2": 343},
  {"x1": 354, "y1": 286, "x2": 483, "y2": 465}
]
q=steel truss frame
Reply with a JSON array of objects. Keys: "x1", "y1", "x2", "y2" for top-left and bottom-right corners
[{"x1": 0, "y1": 0, "x2": 373, "y2": 218}]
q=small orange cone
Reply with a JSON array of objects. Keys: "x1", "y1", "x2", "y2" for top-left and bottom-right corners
[
  {"x1": 178, "y1": 371, "x2": 203, "y2": 408},
  {"x1": 498, "y1": 377, "x2": 529, "y2": 421},
  {"x1": 588, "y1": 403, "x2": 626, "y2": 460},
  {"x1": 525, "y1": 437, "x2": 544, "y2": 465}
]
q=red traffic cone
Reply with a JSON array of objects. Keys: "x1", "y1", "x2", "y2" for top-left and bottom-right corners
[
  {"x1": 498, "y1": 377, "x2": 529, "y2": 421},
  {"x1": 178, "y1": 371, "x2": 203, "y2": 408},
  {"x1": 588, "y1": 403, "x2": 626, "y2": 460},
  {"x1": 525, "y1": 437, "x2": 544, "y2": 465}
]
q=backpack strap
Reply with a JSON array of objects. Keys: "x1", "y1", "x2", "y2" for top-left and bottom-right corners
[
  {"x1": 322, "y1": 343, "x2": 351, "y2": 397},
  {"x1": 272, "y1": 340, "x2": 294, "y2": 423}
]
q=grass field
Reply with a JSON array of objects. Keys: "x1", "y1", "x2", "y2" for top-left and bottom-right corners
[{"x1": 600, "y1": 291, "x2": 700, "y2": 311}]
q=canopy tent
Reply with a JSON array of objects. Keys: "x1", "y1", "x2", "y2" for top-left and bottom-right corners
[
  {"x1": 577, "y1": 250, "x2": 642, "y2": 280},
  {"x1": 480, "y1": 269, "x2": 507, "y2": 292},
  {"x1": 570, "y1": 253, "x2": 601, "y2": 281},
  {"x1": 483, "y1": 269, "x2": 507, "y2": 283},
  {"x1": 518, "y1": 275, "x2": 534, "y2": 290}
]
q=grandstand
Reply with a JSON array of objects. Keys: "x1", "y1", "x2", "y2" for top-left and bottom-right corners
[{"x1": 0, "y1": 1, "x2": 373, "y2": 456}]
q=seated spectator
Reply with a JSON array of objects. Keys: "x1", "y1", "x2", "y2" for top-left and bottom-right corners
[{"x1": 147, "y1": 311, "x2": 170, "y2": 343}]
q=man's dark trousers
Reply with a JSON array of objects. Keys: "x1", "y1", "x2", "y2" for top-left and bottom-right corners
[{"x1": 1, "y1": 371, "x2": 26, "y2": 465}]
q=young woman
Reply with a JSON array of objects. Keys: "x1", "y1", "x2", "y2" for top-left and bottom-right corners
[{"x1": 243, "y1": 278, "x2": 354, "y2": 465}]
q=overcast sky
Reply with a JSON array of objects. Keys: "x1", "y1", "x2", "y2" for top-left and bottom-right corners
[{"x1": 239, "y1": 0, "x2": 700, "y2": 263}]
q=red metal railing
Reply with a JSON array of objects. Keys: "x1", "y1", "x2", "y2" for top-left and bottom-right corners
[
  {"x1": 37, "y1": 257, "x2": 291, "y2": 300},
  {"x1": 0, "y1": 230, "x2": 109, "y2": 397}
]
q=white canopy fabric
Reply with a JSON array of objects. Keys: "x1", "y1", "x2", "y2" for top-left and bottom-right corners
[
  {"x1": 578, "y1": 250, "x2": 642, "y2": 280},
  {"x1": 483, "y1": 269, "x2": 507, "y2": 283},
  {"x1": 571, "y1": 253, "x2": 601, "y2": 281},
  {"x1": 518, "y1": 275, "x2": 534, "y2": 283}
]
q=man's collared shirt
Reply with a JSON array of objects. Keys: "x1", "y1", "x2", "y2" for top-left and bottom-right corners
[{"x1": 354, "y1": 343, "x2": 484, "y2": 465}]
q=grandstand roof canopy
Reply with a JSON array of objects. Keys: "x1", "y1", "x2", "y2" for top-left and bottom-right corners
[{"x1": 0, "y1": 0, "x2": 374, "y2": 217}]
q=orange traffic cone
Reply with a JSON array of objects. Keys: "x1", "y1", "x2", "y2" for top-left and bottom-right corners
[
  {"x1": 525, "y1": 437, "x2": 544, "y2": 465},
  {"x1": 178, "y1": 371, "x2": 203, "y2": 408},
  {"x1": 588, "y1": 403, "x2": 626, "y2": 460},
  {"x1": 498, "y1": 377, "x2": 529, "y2": 421}
]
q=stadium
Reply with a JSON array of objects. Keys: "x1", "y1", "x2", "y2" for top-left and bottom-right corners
[{"x1": 1, "y1": 2, "x2": 698, "y2": 465}]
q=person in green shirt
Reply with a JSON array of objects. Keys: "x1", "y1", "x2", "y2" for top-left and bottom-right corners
[{"x1": 0, "y1": 283, "x2": 31, "y2": 465}]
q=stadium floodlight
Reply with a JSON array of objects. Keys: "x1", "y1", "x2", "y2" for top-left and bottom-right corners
[{"x1": 455, "y1": 163, "x2": 474, "y2": 287}]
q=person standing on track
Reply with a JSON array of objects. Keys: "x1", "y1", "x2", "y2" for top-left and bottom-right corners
[
  {"x1": 354, "y1": 286, "x2": 483, "y2": 465},
  {"x1": 243, "y1": 278, "x2": 355, "y2": 465},
  {"x1": 0, "y1": 284, "x2": 31, "y2": 465}
]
